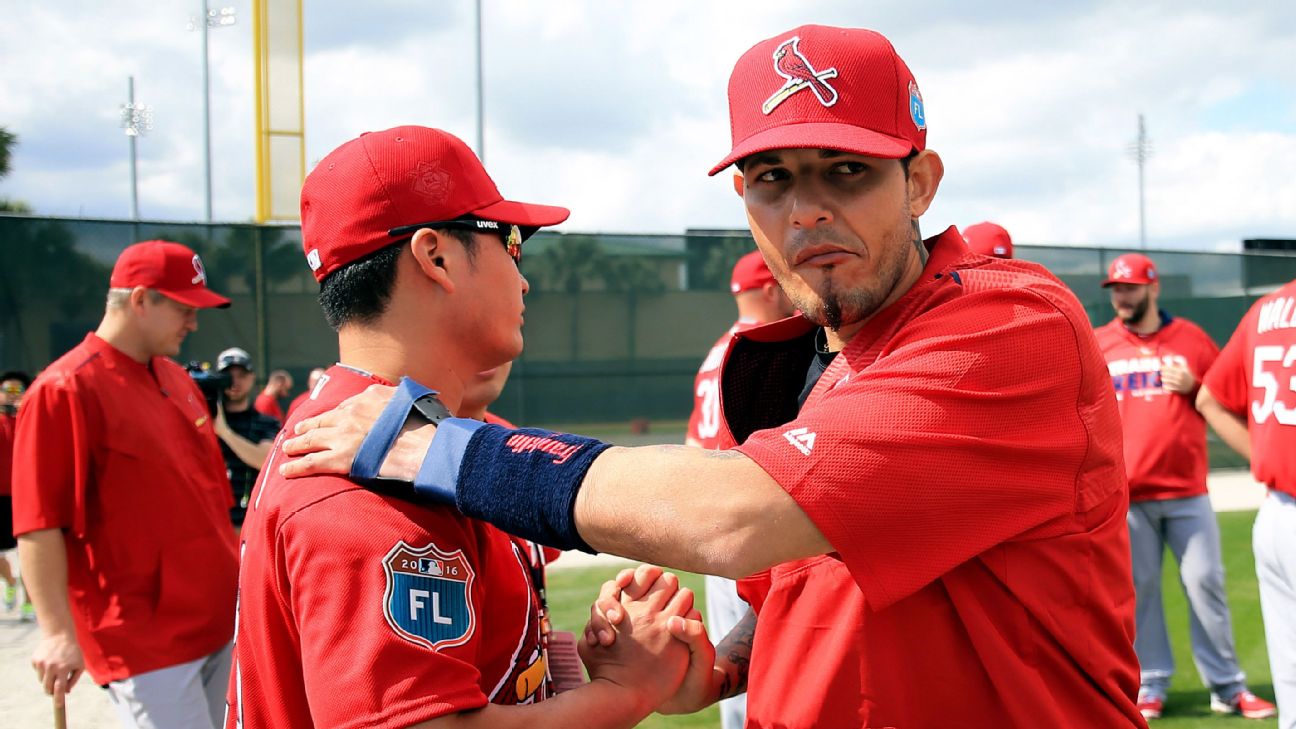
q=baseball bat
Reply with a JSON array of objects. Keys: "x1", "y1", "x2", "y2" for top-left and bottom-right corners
[{"x1": 53, "y1": 696, "x2": 67, "y2": 729}]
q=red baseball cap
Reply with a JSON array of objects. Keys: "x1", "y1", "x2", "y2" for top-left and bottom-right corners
[
  {"x1": 300, "y1": 126, "x2": 570, "y2": 283},
  {"x1": 730, "y1": 250, "x2": 777, "y2": 293},
  {"x1": 109, "y1": 240, "x2": 231, "y2": 308},
  {"x1": 962, "y1": 222, "x2": 1013, "y2": 259},
  {"x1": 1103, "y1": 253, "x2": 1158, "y2": 287},
  {"x1": 710, "y1": 25, "x2": 927, "y2": 176}
]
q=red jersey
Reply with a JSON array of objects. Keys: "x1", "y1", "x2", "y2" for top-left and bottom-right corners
[
  {"x1": 1203, "y1": 280, "x2": 1296, "y2": 498},
  {"x1": 229, "y1": 366, "x2": 550, "y2": 729},
  {"x1": 1095, "y1": 315, "x2": 1219, "y2": 501},
  {"x1": 0, "y1": 413, "x2": 14, "y2": 497},
  {"x1": 253, "y1": 392, "x2": 284, "y2": 421},
  {"x1": 719, "y1": 228, "x2": 1142, "y2": 728},
  {"x1": 687, "y1": 319, "x2": 759, "y2": 448},
  {"x1": 10, "y1": 333, "x2": 237, "y2": 683}
]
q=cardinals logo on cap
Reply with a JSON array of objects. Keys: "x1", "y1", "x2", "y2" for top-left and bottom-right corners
[
  {"x1": 191, "y1": 254, "x2": 208, "y2": 286},
  {"x1": 410, "y1": 161, "x2": 452, "y2": 204},
  {"x1": 1112, "y1": 260, "x2": 1133, "y2": 280},
  {"x1": 762, "y1": 36, "x2": 840, "y2": 115}
]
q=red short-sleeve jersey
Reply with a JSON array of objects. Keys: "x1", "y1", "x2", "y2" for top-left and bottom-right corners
[
  {"x1": 254, "y1": 392, "x2": 284, "y2": 421},
  {"x1": 1094, "y1": 315, "x2": 1219, "y2": 501},
  {"x1": 10, "y1": 333, "x2": 237, "y2": 683},
  {"x1": 0, "y1": 413, "x2": 14, "y2": 497},
  {"x1": 1203, "y1": 280, "x2": 1296, "y2": 498},
  {"x1": 228, "y1": 366, "x2": 550, "y2": 729},
  {"x1": 687, "y1": 319, "x2": 759, "y2": 448},
  {"x1": 721, "y1": 228, "x2": 1142, "y2": 728}
]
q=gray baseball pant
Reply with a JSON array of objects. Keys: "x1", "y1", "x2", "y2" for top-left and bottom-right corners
[
  {"x1": 1255, "y1": 490, "x2": 1296, "y2": 729},
  {"x1": 1127, "y1": 494, "x2": 1246, "y2": 701},
  {"x1": 105, "y1": 641, "x2": 231, "y2": 729}
]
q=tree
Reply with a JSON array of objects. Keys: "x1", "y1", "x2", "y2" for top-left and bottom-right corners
[
  {"x1": 0, "y1": 125, "x2": 32, "y2": 213},
  {"x1": 0, "y1": 126, "x2": 15, "y2": 179}
]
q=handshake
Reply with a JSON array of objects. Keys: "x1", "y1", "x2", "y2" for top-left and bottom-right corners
[{"x1": 577, "y1": 564, "x2": 721, "y2": 717}]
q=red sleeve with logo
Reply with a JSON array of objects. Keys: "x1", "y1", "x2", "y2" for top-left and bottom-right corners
[
  {"x1": 1203, "y1": 282, "x2": 1296, "y2": 496},
  {"x1": 736, "y1": 286, "x2": 1114, "y2": 610},
  {"x1": 233, "y1": 484, "x2": 493, "y2": 729},
  {"x1": 290, "y1": 493, "x2": 490, "y2": 726}
]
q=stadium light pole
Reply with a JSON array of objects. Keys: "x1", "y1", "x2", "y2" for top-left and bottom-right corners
[
  {"x1": 1127, "y1": 113, "x2": 1153, "y2": 249},
  {"x1": 191, "y1": 1, "x2": 237, "y2": 223},
  {"x1": 475, "y1": 0, "x2": 485, "y2": 163},
  {"x1": 120, "y1": 76, "x2": 154, "y2": 221}
]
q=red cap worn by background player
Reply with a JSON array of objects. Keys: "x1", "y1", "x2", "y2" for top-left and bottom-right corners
[
  {"x1": 711, "y1": 24, "x2": 926, "y2": 175},
  {"x1": 962, "y1": 222, "x2": 1014, "y2": 259},
  {"x1": 1103, "y1": 253, "x2": 1158, "y2": 287},
  {"x1": 110, "y1": 240, "x2": 231, "y2": 309},
  {"x1": 300, "y1": 125, "x2": 570, "y2": 283},
  {"x1": 730, "y1": 250, "x2": 777, "y2": 294}
]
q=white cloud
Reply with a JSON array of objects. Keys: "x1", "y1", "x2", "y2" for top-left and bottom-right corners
[{"x1": 1, "y1": 0, "x2": 1292, "y2": 252}]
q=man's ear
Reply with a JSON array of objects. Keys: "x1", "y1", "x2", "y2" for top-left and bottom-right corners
[
  {"x1": 128, "y1": 286, "x2": 150, "y2": 315},
  {"x1": 905, "y1": 150, "x2": 944, "y2": 218},
  {"x1": 732, "y1": 173, "x2": 745, "y2": 198},
  {"x1": 409, "y1": 228, "x2": 456, "y2": 294}
]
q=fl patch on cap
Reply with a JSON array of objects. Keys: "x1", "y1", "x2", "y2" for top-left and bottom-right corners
[{"x1": 711, "y1": 25, "x2": 927, "y2": 175}]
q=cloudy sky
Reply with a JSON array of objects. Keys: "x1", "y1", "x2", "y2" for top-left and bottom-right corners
[{"x1": 2, "y1": 0, "x2": 1293, "y2": 250}]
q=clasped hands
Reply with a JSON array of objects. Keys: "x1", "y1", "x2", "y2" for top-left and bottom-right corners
[{"x1": 579, "y1": 564, "x2": 720, "y2": 716}]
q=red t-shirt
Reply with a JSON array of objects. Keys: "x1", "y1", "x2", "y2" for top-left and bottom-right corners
[
  {"x1": 0, "y1": 413, "x2": 14, "y2": 497},
  {"x1": 254, "y1": 392, "x2": 284, "y2": 421},
  {"x1": 1203, "y1": 280, "x2": 1296, "y2": 498},
  {"x1": 1095, "y1": 316, "x2": 1219, "y2": 501},
  {"x1": 285, "y1": 391, "x2": 310, "y2": 420},
  {"x1": 228, "y1": 366, "x2": 550, "y2": 729},
  {"x1": 10, "y1": 333, "x2": 237, "y2": 683},
  {"x1": 687, "y1": 319, "x2": 759, "y2": 448},
  {"x1": 719, "y1": 228, "x2": 1142, "y2": 728}
]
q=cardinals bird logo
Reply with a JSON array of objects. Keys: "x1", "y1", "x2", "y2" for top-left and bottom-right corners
[{"x1": 762, "y1": 37, "x2": 839, "y2": 115}]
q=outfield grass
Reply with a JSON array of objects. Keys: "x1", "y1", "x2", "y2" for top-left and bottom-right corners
[{"x1": 546, "y1": 510, "x2": 1276, "y2": 728}]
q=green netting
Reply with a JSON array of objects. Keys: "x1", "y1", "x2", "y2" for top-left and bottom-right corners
[{"x1": 3, "y1": 214, "x2": 1294, "y2": 463}]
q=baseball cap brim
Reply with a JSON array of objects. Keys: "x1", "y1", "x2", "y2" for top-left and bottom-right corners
[
  {"x1": 471, "y1": 199, "x2": 571, "y2": 240},
  {"x1": 1101, "y1": 278, "x2": 1153, "y2": 288},
  {"x1": 159, "y1": 287, "x2": 232, "y2": 309},
  {"x1": 709, "y1": 122, "x2": 915, "y2": 176}
]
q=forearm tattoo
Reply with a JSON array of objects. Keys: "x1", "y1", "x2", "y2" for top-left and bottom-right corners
[{"x1": 715, "y1": 608, "x2": 758, "y2": 700}]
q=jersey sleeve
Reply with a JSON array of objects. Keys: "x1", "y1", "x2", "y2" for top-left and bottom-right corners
[
  {"x1": 279, "y1": 492, "x2": 489, "y2": 728},
  {"x1": 736, "y1": 288, "x2": 1098, "y2": 611},
  {"x1": 11, "y1": 378, "x2": 91, "y2": 535},
  {"x1": 1203, "y1": 313, "x2": 1252, "y2": 416}
]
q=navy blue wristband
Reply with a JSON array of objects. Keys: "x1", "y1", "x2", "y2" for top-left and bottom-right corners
[{"x1": 413, "y1": 422, "x2": 611, "y2": 553}]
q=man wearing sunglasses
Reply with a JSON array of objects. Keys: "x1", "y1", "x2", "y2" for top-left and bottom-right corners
[{"x1": 227, "y1": 126, "x2": 698, "y2": 729}]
